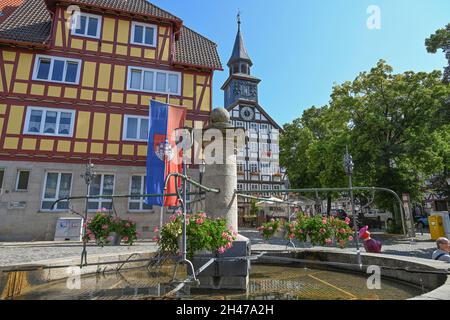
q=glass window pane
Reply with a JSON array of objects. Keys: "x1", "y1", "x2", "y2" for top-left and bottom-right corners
[
  {"x1": 59, "y1": 173, "x2": 72, "y2": 198},
  {"x1": 156, "y1": 72, "x2": 166, "y2": 92},
  {"x1": 28, "y1": 110, "x2": 42, "y2": 132},
  {"x1": 56, "y1": 201, "x2": 69, "y2": 210},
  {"x1": 88, "y1": 201, "x2": 98, "y2": 210},
  {"x1": 89, "y1": 175, "x2": 101, "y2": 196},
  {"x1": 44, "y1": 172, "x2": 58, "y2": 199},
  {"x1": 133, "y1": 25, "x2": 143, "y2": 43},
  {"x1": 144, "y1": 26, "x2": 154, "y2": 45},
  {"x1": 75, "y1": 15, "x2": 87, "y2": 34},
  {"x1": 0, "y1": 170, "x2": 4, "y2": 189},
  {"x1": 37, "y1": 59, "x2": 51, "y2": 80},
  {"x1": 58, "y1": 112, "x2": 72, "y2": 135},
  {"x1": 130, "y1": 176, "x2": 141, "y2": 200},
  {"x1": 139, "y1": 118, "x2": 149, "y2": 140},
  {"x1": 87, "y1": 17, "x2": 98, "y2": 37},
  {"x1": 168, "y1": 74, "x2": 178, "y2": 94},
  {"x1": 44, "y1": 111, "x2": 57, "y2": 134},
  {"x1": 130, "y1": 70, "x2": 141, "y2": 89},
  {"x1": 102, "y1": 175, "x2": 114, "y2": 196},
  {"x1": 129, "y1": 202, "x2": 140, "y2": 210},
  {"x1": 17, "y1": 171, "x2": 29, "y2": 190},
  {"x1": 101, "y1": 202, "x2": 112, "y2": 210},
  {"x1": 65, "y1": 62, "x2": 78, "y2": 83},
  {"x1": 143, "y1": 71, "x2": 154, "y2": 91},
  {"x1": 42, "y1": 201, "x2": 54, "y2": 210},
  {"x1": 51, "y1": 60, "x2": 65, "y2": 81},
  {"x1": 126, "y1": 118, "x2": 138, "y2": 139}
]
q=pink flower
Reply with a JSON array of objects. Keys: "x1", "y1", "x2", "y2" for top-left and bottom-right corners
[
  {"x1": 153, "y1": 226, "x2": 159, "y2": 233},
  {"x1": 270, "y1": 218, "x2": 275, "y2": 223},
  {"x1": 348, "y1": 236, "x2": 354, "y2": 241},
  {"x1": 298, "y1": 229, "x2": 304, "y2": 234},
  {"x1": 222, "y1": 232, "x2": 228, "y2": 239},
  {"x1": 289, "y1": 234, "x2": 295, "y2": 239},
  {"x1": 122, "y1": 236, "x2": 129, "y2": 242},
  {"x1": 195, "y1": 219, "x2": 204, "y2": 225},
  {"x1": 169, "y1": 215, "x2": 177, "y2": 222},
  {"x1": 322, "y1": 218, "x2": 327, "y2": 224},
  {"x1": 325, "y1": 238, "x2": 332, "y2": 245},
  {"x1": 107, "y1": 236, "x2": 114, "y2": 242},
  {"x1": 232, "y1": 231, "x2": 238, "y2": 237},
  {"x1": 176, "y1": 209, "x2": 183, "y2": 216},
  {"x1": 102, "y1": 224, "x2": 109, "y2": 230},
  {"x1": 268, "y1": 227, "x2": 273, "y2": 231},
  {"x1": 319, "y1": 228, "x2": 325, "y2": 234},
  {"x1": 125, "y1": 223, "x2": 131, "y2": 228},
  {"x1": 226, "y1": 242, "x2": 232, "y2": 249},
  {"x1": 101, "y1": 208, "x2": 107, "y2": 212},
  {"x1": 218, "y1": 246, "x2": 226, "y2": 254},
  {"x1": 199, "y1": 212, "x2": 207, "y2": 218},
  {"x1": 152, "y1": 236, "x2": 160, "y2": 242},
  {"x1": 185, "y1": 219, "x2": 190, "y2": 225},
  {"x1": 339, "y1": 228, "x2": 345, "y2": 234},
  {"x1": 227, "y1": 235, "x2": 234, "y2": 242},
  {"x1": 345, "y1": 217, "x2": 351, "y2": 225},
  {"x1": 82, "y1": 223, "x2": 87, "y2": 228}
]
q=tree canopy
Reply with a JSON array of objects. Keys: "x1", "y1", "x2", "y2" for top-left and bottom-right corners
[
  {"x1": 425, "y1": 23, "x2": 450, "y2": 53},
  {"x1": 280, "y1": 60, "x2": 450, "y2": 219}
]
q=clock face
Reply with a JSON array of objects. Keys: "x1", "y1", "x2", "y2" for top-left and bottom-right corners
[{"x1": 240, "y1": 106, "x2": 255, "y2": 121}]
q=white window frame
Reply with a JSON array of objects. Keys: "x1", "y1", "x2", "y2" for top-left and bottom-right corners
[
  {"x1": 127, "y1": 66, "x2": 181, "y2": 95},
  {"x1": 130, "y1": 21, "x2": 157, "y2": 47},
  {"x1": 15, "y1": 170, "x2": 30, "y2": 191},
  {"x1": 129, "y1": 175, "x2": 153, "y2": 212},
  {"x1": 32, "y1": 55, "x2": 82, "y2": 84},
  {"x1": 88, "y1": 174, "x2": 115, "y2": 212},
  {"x1": 23, "y1": 106, "x2": 76, "y2": 137},
  {"x1": 71, "y1": 12, "x2": 102, "y2": 39},
  {"x1": 41, "y1": 172, "x2": 73, "y2": 211},
  {"x1": 235, "y1": 121, "x2": 244, "y2": 128},
  {"x1": 123, "y1": 115, "x2": 149, "y2": 142}
]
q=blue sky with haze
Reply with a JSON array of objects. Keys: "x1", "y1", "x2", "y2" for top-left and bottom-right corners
[{"x1": 152, "y1": 0, "x2": 450, "y2": 126}]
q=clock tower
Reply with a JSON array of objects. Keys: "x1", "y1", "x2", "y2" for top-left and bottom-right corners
[
  {"x1": 221, "y1": 13, "x2": 261, "y2": 108},
  {"x1": 221, "y1": 14, "x2": 287, "y2": 226}
]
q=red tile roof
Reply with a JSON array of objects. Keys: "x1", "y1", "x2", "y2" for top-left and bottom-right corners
[{"x1": 0, "y1": 0, "x2": 222, "y2": 70}]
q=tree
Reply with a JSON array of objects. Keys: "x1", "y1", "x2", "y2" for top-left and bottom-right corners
[
  {"x1": 426, "y1": 24, "x2": 450, "y2": 84},
  {"x1": 281, "y1": 60, "x2": 450, "y2": 227}
]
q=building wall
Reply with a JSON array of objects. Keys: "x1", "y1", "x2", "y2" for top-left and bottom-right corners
[
  {"x1": 0, "y1": 160, "x2": 201, "y2": 241},
  {"x1": 0, "y1": 5, "x2": 214, "y2": 240}
]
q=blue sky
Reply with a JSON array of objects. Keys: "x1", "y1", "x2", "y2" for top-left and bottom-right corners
[{"x1": 152, "y1": 0, "x2": 450, "y2": 126}]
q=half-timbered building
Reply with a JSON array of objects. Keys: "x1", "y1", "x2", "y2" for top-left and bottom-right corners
[
  {"x1": 221, "y1": 18, "x2": 287, "y2": 224},
  {"x1": 0, "y1": 0, "x2": 222, "y2": 240}
]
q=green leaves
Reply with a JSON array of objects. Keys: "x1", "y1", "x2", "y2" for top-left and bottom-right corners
[
  {"x1": 281, "y1": 60, "x2": 450, "y2": 215},
  {"x1": 425, "y1": 23, "x2": 450, "y2": 54}
]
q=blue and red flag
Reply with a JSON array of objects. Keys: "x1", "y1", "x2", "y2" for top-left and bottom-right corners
[{"x1": 146, "y1": 100, "x2": 186, "y2": 207}]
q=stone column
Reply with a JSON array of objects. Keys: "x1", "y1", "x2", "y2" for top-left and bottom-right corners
[
  {"x1": 202, "y1": 108, "x2": 238, "y2": 231},
  {"x1": 196, "y1": 108, "x2": 250, "y2": 290}
]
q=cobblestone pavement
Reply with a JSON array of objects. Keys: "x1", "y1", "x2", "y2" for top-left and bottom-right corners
[{"x1": 0, "y1": 229, "x2": 437, "y2": 267}]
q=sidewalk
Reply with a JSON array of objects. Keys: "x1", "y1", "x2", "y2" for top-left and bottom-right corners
[{"x1": 0, "y1": 230, "x2": 437, "y2": 267}]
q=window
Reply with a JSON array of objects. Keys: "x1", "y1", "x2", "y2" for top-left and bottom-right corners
[
  {"x1": 251, "y1": 184, "x2": 259, "y2": 190},
  {"x1": 33, "y1": 55, "x2": 81, "y2": 84},
  {"x1": 237, "y1": 183, "x2": 243, "y2": 191},
  {"x1": 237, "y1": 162, "x2": 245, "y2": 173},
  {"x1": 235, "y1": 121, "x2": 244, "y2": 128},
  {"x1": 0, "y1": 169, "x2": 4, "y2": 194},
  {"x1": 88, "y1": 174, "x2": 115, "y2": 211},
  {"x1": 131, "y1": 22, "x2": 157, "y2": 47},
  {"x1": 16, "y1": 170, "x2": 30, "y2": 191},
  {"x1": 261, "y1": 163, "x2": 271, "y2": 175},
  {"x1": 260, "y1": 123, "x2": 269, "y2": 133},
  {"x1": 129, "y1": 175, "x2": 153, "y2": 211},
  {"x1": 124, "y1": 115, "x2": 149, "y2": 141},
  {"x1": 249, "y1": 123, "x2": 258, "y2": 132},
  {"x1": 41, "y1": 172, "x2": 72, "y2": 210},
  {"x1": 127, "y1": 66, "x2": 181, "y2": 95},
  {"x1": 24, "y1": 107, "x2": 75, "y2": 137},
  {"x1": 250, "y1": 142, "x2": 258, "y2": 152},
  {"x1": 249, "y1": 162, "x2": 258, "y2": 173},
  {"x1": 71, "y1": 13, "x2": 101, "y2": 38}
]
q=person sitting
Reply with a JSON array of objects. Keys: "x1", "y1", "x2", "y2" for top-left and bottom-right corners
[
  {"x1": 358, "y1": 226, "x2": 382, "y2": 253},
  {"x1": 432, "y1": 237, "x2": 450, "y2": 262}
]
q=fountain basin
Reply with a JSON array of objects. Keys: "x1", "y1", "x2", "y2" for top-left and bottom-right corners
[{"x1": 1, "y1": 250, "x2": 449, "y2": 300}]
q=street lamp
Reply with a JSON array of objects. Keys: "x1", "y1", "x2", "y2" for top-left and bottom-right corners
[
  {"x1": 80, "y1": 159, "x2": 96, "y2": 266},
  {"x1": 343, "y1": 146, "x2": 362, "y2": 266},
  {"x1": 199, "y1": 159, "x2": 206, "y2": 184}
]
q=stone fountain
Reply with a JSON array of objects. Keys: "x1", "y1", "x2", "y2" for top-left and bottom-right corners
[{"x1": 192, "y1": 108, "x2": 250, "y2": 290}]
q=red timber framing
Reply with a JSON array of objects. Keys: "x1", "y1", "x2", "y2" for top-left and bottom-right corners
[{"x1": 0, "y1": 2, "x2": 216, "y2": 167}]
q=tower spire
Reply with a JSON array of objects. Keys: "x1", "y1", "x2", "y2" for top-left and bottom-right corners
[{"x1": 227, "y1": 11, "x2": 252, "y2": 70}]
